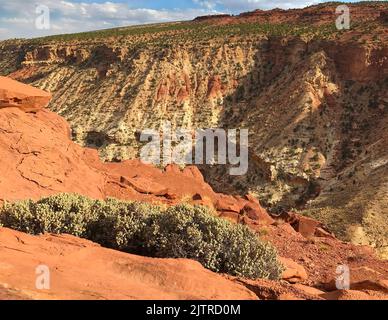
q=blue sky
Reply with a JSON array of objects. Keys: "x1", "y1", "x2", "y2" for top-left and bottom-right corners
[{"x1": 0, "y1": 0, "x2": 360, "y2": 40}]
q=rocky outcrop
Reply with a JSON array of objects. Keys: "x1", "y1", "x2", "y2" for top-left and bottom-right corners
[
  {"x1": 279, "y1": 257, "x2": 308, "y2": 284},
  {"x1": 0, "y1": 106, "x2": 105, "y2": 200},
  {"x1": 0, "y1": 76, "x2": 51, "y2": 112}
]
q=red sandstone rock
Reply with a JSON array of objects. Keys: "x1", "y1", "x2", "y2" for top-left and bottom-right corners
[
  {"x1": 279, "y1": 257, "x2": 308, "y2": 283},
  {"x1": 234, "y1": 278, "x2": 323, "y2": 300},
  {"x1": 182, "y1": 166, "x2": 205, "y2": 182},
  {"x1": 292, "y1": 214, "x2": 322, "y2": 238},
  {"x1": 242, "y1": 195, "x2": 274, "y2": 225},
  {"x1": 215, "y1": 194, "x2": 245, "y2": 213},
  {"x1": 165, "y1": 163, "x2": 181, "y2": 174},
  {"x1": 0, "y1": 76, "x2": 51, "y2": 112},
  {"x1": 120, "y1": 176, "x2": 168, "y2": 196},
  {"x1": 322, "y1": 267, "x2": 388, "y2": 292},
  {"x1": 315, "y1": 227, "x2": 336, "y2": 239},
  {"x1": 0, "y1": 107, "x2": 106, "y2": 201},
  {"x1": 0, "y1": 228, "x2": 257, "y2": 300},
  {"x1": 192, "y1": 193, "x2": 214, "y2": 209}
]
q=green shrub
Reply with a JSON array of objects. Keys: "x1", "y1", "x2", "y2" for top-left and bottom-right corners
[{"x1": 0, "y1": 193, "x2": 283, "y2": 280}]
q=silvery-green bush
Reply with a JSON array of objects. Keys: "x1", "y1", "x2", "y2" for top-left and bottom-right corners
[{"x1": 0, "y1": 193, "x2": 283, "y2": 280}]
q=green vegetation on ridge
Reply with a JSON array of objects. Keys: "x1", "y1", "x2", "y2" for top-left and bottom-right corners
[{"x1": 27, "y1": 21, "x2": 349, "y2": 44}]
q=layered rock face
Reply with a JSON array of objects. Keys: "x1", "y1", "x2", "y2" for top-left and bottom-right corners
[{"x1": 0, "y1": 3, "x2": 387, "y2": 255}]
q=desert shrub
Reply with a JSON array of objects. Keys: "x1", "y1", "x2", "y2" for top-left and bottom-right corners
[
  {"x1": 0, "y1": 194, "x2": 97, "y2": 237},
  {"x1": 142, "y1": 204, "x2": 282, "y2": 279},
  {"x1": 0, "y1": 194, "x2": 283, "y2": 280},
  {"x1": 0, "y1": 199, "x2": 37, "y2": 234},
  {"x1": 87, "y1": 199, "x2": 161, "y2": 253}
]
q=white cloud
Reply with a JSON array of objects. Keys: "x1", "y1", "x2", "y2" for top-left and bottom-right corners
[
  {"x1": 0, "y1": 0, "x2": 218, "y2": 40},
  {"x1": 195, "y1": 0, "x2": 322, "y2": 11},
  {"x1": 193, "y1": 0, "x2": 218, "y2": 10}
]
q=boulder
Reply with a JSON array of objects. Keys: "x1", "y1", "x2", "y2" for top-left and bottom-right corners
[
  {"x1": 192, "y1": 193, "x2": 214, "y2": 209},
  {"x1": 322, "y1": 268, "x2": 387, "y2": 292},
  {"x1": 292, "y1": 214, "x2": 321, "y2": 238},
  {"x1": 279, "y1": 257, "x2": 308, "y2": 283},
  {"x1": 315, "y1": 227, "x2": 336, "y2": 239},
  {"x1": 215, "y1": 194, "x2": 245, "y2": 213},
  {"x1": 243, "y1": 195, "x2": 274, "y2": 226},
  {"x1": 241, "y1": 202, "x2": 274, "y2": 225}
]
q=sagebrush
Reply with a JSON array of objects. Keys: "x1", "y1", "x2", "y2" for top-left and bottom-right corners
[{"x1": 0, "y1": 193, "x2": 283, "y2": 280}]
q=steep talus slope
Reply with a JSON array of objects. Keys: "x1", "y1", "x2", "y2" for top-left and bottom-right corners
[{"x1": 0, "y1": 2, "x2": 387, "y2": 255}]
